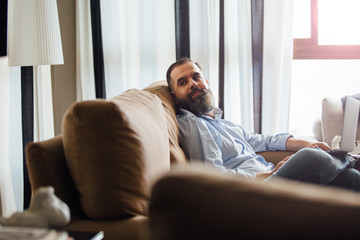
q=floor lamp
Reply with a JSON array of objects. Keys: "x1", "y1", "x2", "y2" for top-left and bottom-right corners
[{"x1": 7, "y1": 0, "x2": 64, "y2": 209}]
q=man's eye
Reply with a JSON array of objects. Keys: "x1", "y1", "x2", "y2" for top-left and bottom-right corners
[
  {"x1": 193, "y1": 76, "x2": 201, "y2": 80},
  {"x1": 179, "y1": 81, "x2": 186, "y2": 86}
]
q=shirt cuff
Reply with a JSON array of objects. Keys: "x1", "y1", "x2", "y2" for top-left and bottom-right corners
[{"x1": 269, "y1": 133, "x2": 293, "y2": 151}]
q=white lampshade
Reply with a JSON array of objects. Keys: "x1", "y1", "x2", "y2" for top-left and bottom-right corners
[{"x1": 7, "y1": 0, "x2": 64, "y2": 66}]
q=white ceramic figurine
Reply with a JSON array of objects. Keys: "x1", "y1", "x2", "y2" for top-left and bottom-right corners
[{"x1": 0, "y1": 186, "x2": 70, "y2": 228}]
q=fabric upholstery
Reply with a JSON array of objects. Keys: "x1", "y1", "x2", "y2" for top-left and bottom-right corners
[
  {"x1": 149, "y1": 164, "x2": 360, "y2": 240},
  {"x1": 143, "y1": 81, "x2": 188, "y2": 165},
  {"x1": 62, "y1": 89, "x2": 170, "y2": 219},
  {"x1": 322, "y1": 97, "x2": 360, "y2": 146},
  {"x1": 65, "y1": 215, "x2": 149, "y2": 240},
  {"x1": 26, "y1": 136, "x2": 85, "y2": 219}
]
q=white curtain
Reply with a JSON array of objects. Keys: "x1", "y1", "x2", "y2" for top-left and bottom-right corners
[
  {"x1": 100, "y1": 0, "x2": 176, "y2": 98},
  {"x1": 190, "y1": 0, "x2": 254, "y2": 131},
  {"x1": 0, "y1": 57, "x2": 17, "y2": 217},
  {"x1": 76, "y1": 0, "x2": 96, "y2": 101},
  {"x1": 34, "y1": 65, "x2": 55, "y2": 142},
  {"x1": 0, "y1": 62, "x2": 56, "y2": 215},
  {"x1": 262, "y1": 0, "x2": 294, "y2": 135},
  {"x1": 0, "y1": 63, "x2": 55, "y2": 217},
  {"x1": 224, "y1": 0, "x2": 254, "y2": 131},
  {"x1": 189, "y1": 0, "x2": 219, "y2": 107}
]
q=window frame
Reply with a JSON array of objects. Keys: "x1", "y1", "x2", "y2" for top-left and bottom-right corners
[{"x1": 293, "y1": 0, "x2": 360, "y2": 59}]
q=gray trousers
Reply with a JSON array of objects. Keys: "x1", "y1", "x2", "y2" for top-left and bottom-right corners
[{"x1": 266, "y1": 148, "x2": 360, "y2": 192}]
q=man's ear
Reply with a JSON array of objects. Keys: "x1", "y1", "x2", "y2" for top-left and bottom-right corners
[{"x1": 170, "y1": 90, "x2": 179, "y2": 104}]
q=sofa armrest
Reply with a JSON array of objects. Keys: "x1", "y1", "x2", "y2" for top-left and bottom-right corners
[
  {"x1": 149, "y1": 164, "x2": 360, "y2": 240},
  {"x1": 26, "y1": 135, "x2": 85, "y2": 219}
]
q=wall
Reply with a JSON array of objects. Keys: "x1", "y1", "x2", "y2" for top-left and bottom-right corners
[{"x1": 52, "y1": 0, "x2": 77, "y2": 135}]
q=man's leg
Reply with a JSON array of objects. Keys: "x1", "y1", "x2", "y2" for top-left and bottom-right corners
[
  {"x1": 266, "y1": 148, "x2": 360, "y2": 192},
  {"x1": 329, "y1": 168, "x2": 360, "y2": 191}
]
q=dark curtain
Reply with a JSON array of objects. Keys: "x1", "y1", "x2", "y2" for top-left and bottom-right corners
[
  {"x1": 174, "y1": 0, "x2": 190, "y2": 60},
  {"x1": 90, "y1": 0, "x2": 106, "y2": 99},
  {"x1": 218, "y1": 0, "x2": 225, "y2": 117},
  {"x1": 251, "y1": 0, "x2": 264, "y2": 134},
  {"x1": 0, "y1": 0, "x2": 7, "y2": 56},
  {"x1": 21, "y1": 66, "x2": 33, "y2": 209}
]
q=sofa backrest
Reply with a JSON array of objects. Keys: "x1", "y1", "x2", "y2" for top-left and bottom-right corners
[
  {"x1": 143, "y1": 80, "x2": 187, "y2": 165},
  {"x1": 62, "y1": 88, "x2": 172, "y2": 219}
]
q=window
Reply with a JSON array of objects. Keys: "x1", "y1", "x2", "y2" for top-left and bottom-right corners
[
  {"x1": 293, "y1": 0, "x2": 360, "y2": 59},
  {"x1": 289, "y1": 0, "x2": 360, "y2": 137}
]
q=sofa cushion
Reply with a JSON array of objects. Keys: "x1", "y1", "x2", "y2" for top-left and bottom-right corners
[
  {"x1": 62, "y1": 89, "x2": 170, "y2": 219},
  {"x1": 321, "y1": 97, "x2": 343, "y2": 145},
  {"x1": 322, "y1": 97, "x2": 360, "y2": 146},
  {"x1": 143, "y1": 81, "x2": 187, "y2": 165}
]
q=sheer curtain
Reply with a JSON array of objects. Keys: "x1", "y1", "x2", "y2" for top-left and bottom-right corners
[
  {"x1": 0, "y1": 57, "x2": 17, "y2": 217},
  {"x1": 100, "y1": 0, "x2": 176, "y2": 98},
  {"x1": 189, "y1": 0, "x2": 219, "y2": 106},
  {"x1": 34, "y1": 65, "x2": 55, "y2": 142},
  {"x1": 76, "y1": 0, "x2": 96, "y2": 101},
  {"x1": 262, "y1": 0, "x2": 294, "y2": 135},
  {"x1": 224, "y1": 0, "x2": 253, "y2": 131},
  {"x1": 190, "y1": 0, "x2": 254, "y2": 131},
  {"x1": 0, "y1": 61, "x2": 56, "y2": 215}
]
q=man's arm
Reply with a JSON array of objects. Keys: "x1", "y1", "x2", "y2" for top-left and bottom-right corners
[
  {"x1": 256, "y1": 139, "x2": 331, "y2": 181},
  {"x1": 285, "y1": 137, "x2": 331, "y2": 152}
]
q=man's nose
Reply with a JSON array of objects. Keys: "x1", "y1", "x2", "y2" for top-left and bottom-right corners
[{"x1": 190, "y1": 79, "x2": 198, "y2": 89}]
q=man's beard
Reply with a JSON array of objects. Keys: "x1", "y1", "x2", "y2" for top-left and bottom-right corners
[{"x1": 177, "y1": 88, "x2": 215, "y2": 115}]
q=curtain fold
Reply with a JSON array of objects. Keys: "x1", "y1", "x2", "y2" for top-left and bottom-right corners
[
  {"x1": 76, "y1": 0, "x2": 96, "y2": 101},
  {"x1": 225, "y1": 0, "x2": 254, "y2": 131},
  {"x1": 262, "y1": 0, "x2": 294, "y2": 135},
  {"x1": 100, "y1": 0, "x2": 175, "y2": 98},
  {"x1": 0, "y1": 57, "x2": 17, "y2": 217},
  {"x1": 190, "y1": 0, "x2": 254, "y2": 131},
  {"x1": 189, "y1": 0, "x2": 219, "y2": 107},
  {"x1": 33, "y1": 65, "x2": 55, "y2": 142}
]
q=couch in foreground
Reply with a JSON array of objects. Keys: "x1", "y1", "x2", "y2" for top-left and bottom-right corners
[{"x1": 26, "y1": 81, "x2": 360, "y2": 240}]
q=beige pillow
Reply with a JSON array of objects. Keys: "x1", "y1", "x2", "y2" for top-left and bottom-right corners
[
  {"x1": 322, "y1": 97, "x2": 360, "y2": 146},
  {"x1": 62, "y1": 89, "x2": 170, "y2": 219},
  {"x1": 321, "y1": 97, "x2": 343, "y2": 145},
  {"x1": 143, "y1": 81, "x2": 188, "y2": 165}
]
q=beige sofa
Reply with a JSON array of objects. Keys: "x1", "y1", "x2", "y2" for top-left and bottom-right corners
[
  {"x1": 26, "y1": 81, "x2": 360, "y2": 240},
  {"x1": 313, "y1": 97, "x2": 360, "y2": 150}
]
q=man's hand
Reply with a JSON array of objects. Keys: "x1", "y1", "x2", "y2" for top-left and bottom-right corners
[
  {"x1": 310, "y1": 142, "x2": 331, "y2": 151},
  {"x1": 273, "y1": 155, "x2": 292, "y2": 172},
  {"x1": 286, "y1": 137, "x2": 331, "y2": 152},
  {"x1": 256, "y1": 155, "x2": 292, "y2": 181}
]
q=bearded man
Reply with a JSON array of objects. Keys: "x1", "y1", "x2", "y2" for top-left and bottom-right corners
[{"x1": 166, "y1": 58, "x2": 360, "y2": 192}]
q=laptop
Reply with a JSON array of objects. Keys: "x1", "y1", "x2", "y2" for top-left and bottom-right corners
[{"x1": 330, "y1": 96, "x2": 360, "y2": 153}]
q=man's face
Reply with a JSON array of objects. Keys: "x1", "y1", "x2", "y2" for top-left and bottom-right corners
[{"x1": 170, "y1": 62, "x2": 215, "y2": 115}]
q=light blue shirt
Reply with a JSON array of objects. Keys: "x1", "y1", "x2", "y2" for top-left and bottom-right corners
[{"x1": 178, "y1": 108, "x2": 292, "y2": 180}]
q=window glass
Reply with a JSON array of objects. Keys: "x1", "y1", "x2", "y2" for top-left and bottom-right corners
[
  {"x1": 293, "y1": 0, "x2": 311, "y2": 39},
  {"x1": 289, "y1": 60, "x2": 360, "y2": 136},
  {"x1": 318, "y1": 0, "x2": 360, "y2": 45}
]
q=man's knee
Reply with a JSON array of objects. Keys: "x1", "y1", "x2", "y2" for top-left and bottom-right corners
[
  {"x1": 330, "y1": 168, "x2": 360, "y2": 192},
  {"x1": 294, "y1": 148, "x2": 333, "y2": 166}
]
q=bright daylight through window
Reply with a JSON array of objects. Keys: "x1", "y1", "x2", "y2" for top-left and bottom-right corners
[{"x1": 289, "y1": 0, "x2": 360, "y2": 137}]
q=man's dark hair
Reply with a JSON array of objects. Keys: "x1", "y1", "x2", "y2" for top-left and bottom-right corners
[{"x1": 166, "y1": 58, "x2": 201, "y2": 90}]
